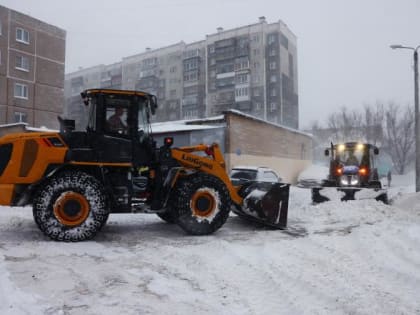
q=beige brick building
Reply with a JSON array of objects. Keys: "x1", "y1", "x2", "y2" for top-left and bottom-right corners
[
  {"x1": 0, "y1": 5, "x2": 66, "y2": 129},
  {"x1": 152, "y1": 110, "x2": 312, "y2": 183}
]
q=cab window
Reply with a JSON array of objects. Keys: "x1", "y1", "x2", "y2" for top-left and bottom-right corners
[{"x1": 106, "y1": 105, "x2": 129, "y2": 135}]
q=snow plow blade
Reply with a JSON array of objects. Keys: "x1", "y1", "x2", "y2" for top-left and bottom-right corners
[
  {"x1": 311, "y1": 187, "x2": 388, "y2": 204},
  {"x1": 234, "y1": 183, "x2": 290, "y2": 228}
]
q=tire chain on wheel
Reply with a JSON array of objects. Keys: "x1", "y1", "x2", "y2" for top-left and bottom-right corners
[
  {"x1": 173, "y1": 173, "x2": 231, "y2": 235},
  {"x1": 33, "y1": 171, "x2": 109, "y2": 242}
]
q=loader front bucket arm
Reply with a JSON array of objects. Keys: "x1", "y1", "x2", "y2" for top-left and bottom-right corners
[
  {"x1": 170, "y1": 143, "x2": 242, "y2": 205},
  {"x1": 170, "y1": 143, "x2": 290, "y2": 229}
]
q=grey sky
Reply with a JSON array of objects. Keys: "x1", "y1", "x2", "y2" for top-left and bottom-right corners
[{"x1": 2, "y1": 0, "x2": 420, "y2": 128}]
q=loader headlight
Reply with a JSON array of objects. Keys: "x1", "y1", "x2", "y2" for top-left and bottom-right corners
[
  {"x1": 340, "y1": 177, "x2": 349, "y2": 186},
  {"x1": 338, "y1": 144, "x2": 346, "y2": 152},
  {"x1": 350, "y1": 177, "x2": 359, "y2": 185}
]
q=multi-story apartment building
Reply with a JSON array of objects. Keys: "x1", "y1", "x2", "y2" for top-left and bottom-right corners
[
  {"x1": 65, "y1": 17, "x2": 298, "y2": 129},
  {"x1": 0, "y1": 5, "x2": 66, "y2": 129}
]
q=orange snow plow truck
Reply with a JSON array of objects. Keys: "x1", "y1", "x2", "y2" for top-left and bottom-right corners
[{"x1": 0, "y1": 89, "x2": 289, "y2": 241}]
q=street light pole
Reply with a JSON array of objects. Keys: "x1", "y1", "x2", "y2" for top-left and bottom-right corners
[{"x1": 390, "y1": 44, "x2": 420, "y2": 192}]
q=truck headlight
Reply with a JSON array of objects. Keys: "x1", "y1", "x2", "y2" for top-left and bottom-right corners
[
  {"x1": 340, "y1": 177, "x2": 349, "y2": 186},
  {"x1": 350, "y1": 177, "x2": 359, "y2": 185}
]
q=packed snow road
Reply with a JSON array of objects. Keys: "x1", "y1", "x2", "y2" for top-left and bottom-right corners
[{"x1": 0, "y1": 182, "x2": 419, "y2": 315}]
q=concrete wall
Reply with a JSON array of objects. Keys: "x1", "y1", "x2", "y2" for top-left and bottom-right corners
[{"x1": 225, "y1": 111, "x2": 312, "y2": 183}]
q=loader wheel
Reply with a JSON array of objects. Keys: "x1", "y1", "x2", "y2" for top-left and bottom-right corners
[
  {"x1": 156, "y1": 211, "x2": 177, "y2": 224},
  {"x1": 174, "y1": 173, "x2": 231, "y2": 235},
  {"x1": 33, "y1": 171, "x2": 109, "y2": 242}
]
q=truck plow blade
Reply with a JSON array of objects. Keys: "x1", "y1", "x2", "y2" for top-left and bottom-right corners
[
  {"x1": 234, "y1": 183, "x2": 290, "y2": 228},
  {"x1": 312, "y1": 187, "x2": 388, "y2": 204}
]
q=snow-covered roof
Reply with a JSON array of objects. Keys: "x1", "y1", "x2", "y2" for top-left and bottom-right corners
[
  {"x1": 151, "y1": 121, "x2": 221, "y2": 134},
  {"x1": 0, "y1": 122, "x2": 27, "y2": 128},
  {"x1": 27, "y1": 126, "x2": 58, "y2": 132},
  {"x1": 225, "y1": 109, "x2": 313, "y2": 138},
  {"x1": 231, "y1": 165, "x2": 271, "y2": 171}
]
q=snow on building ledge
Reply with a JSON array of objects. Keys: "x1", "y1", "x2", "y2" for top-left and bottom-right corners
[
  {"x1": 151, "y1": 110, "x2": 313, "y2": 138},
  {"x1": 0, "y1": 123, "x2": 57, "y2": 137},
  {"x1": 224, "y1": 110, "x2": 313, "y2": 138}
]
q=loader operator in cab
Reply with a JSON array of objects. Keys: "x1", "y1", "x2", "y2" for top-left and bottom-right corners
[
  {"x1": 345, "y1": 150, "x2": 359, "y2": 166},
  {"x1": 107, "y1": 106, "x2": 127, "y2": 134}
]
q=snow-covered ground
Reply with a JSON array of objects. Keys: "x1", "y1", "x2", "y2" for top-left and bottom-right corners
[{"x1": 1, "y1": 173, "x2": 419, "y2": 315}]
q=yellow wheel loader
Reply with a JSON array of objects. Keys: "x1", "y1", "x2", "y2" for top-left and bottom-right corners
[{"x1": 0, "y1": 89, "x2": 290, "y2": 241}]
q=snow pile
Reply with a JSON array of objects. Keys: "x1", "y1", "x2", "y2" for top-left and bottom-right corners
[{"x1": 0, "y1": 177, "x2": 419, "y2": 314}]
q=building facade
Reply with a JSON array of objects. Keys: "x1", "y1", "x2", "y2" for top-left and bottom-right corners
[
  {"x1": 0, "y1": 5, "x2": 66, "y2": 129},
  {"x1": 65, "y1": 17, "x2": 298, "y2": 129}
]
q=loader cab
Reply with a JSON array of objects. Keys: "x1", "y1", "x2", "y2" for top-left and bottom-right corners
[
  {"x1": 68, "y1": 89, "x2": 157, "y2": 165},
  {"x1": 83, "y1": 89, "x2": 155, "y2": 137}
]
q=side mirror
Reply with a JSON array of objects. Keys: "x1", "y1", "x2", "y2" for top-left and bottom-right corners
[
  {"x1": 150, "y1": 95, "x2": 158, "y2": 115},
  {"x1": 374, "y1": 148, "x2": 379, "y2": 155},
  {"x1": 80, "y1": 91, "x2": 90, "y2": 106},
  {"x1": 324, "y1": 149, "x2": 330, "y2": 156}
]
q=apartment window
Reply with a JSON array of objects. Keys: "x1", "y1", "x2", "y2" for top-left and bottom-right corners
[
  {"x1": 14, "y1": 83, "x2": 28, "y2": 99},
  {"x1": 254, "y1": 88, "x2": 260, "y2": 97},
  {"x1": 269, "y1": 62, "x2": 277, "y2": 70},
  {"x1": 14, "y1": 111, "x2": 27, "y2": 123},
  {"x1": 235, "y1": 87, "x2": 249, "y2": 97},
  {"x1": 236, "y1": 74, "x2": 249, "y2": 84},
  {"x1": 270, "y1": 102, "x2": 277, "y2": 111},
  {"x1": 268, "y1": 34, "x2": 276, "y2": 45},
  {"x1": 271, "y1": 89, "x2": 277, "y2": 97},
  {"x1": 269, "y1": 49, "x2": 277, "y2": 57},
  {"x1": 169, "y1": 66, "x2": 177, "y2": 73},
  {"x1": 184, "y1": 109, "x2": 198, "y2": 120},
  {"x1": 184, "y1": 59, "x2": 198, "y2": 71},
  {"x1": 253, "y1": 49, "x2": 260, "y2": 56},
  {"x1": 16, "y1": 28, "x2": 30, "y2": 44},
  {"x1": 183, "y1": 71, "x2": 198, "y2": 82},
  {"x1": 16, "y1": 55, "x2": 30, "y2": 71},
  {"x1": 235, "y1": 58, "x2": 249, "y2": 71},
  {"x1": 270, "y1": 75, "x2": 277, "y2": 83},
  {"x1": 169, "y1": 102, "x2": 177, "y2": 109},
  {"x1": 170, "y1": 89, "x2": 177, "y2": 97}
]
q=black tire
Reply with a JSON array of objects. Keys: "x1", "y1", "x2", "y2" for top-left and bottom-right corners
[
  {"x1": 33, "y1": 171, "x2": 109, "y2": 242},
  {"x1": 156, "y1": 211, "x2": 177, "y2": 224},
  {"x1": 174, "y1": 173, "x2": 231, "y2": 235},
  {"x1": 376, "y1": 193, "x2": 389, "y2": 205}
]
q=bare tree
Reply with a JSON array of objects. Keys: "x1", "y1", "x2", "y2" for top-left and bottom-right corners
[
  {"x1": 326, "y1": 107, "x2": 364, "y2": 142},
  {"x1": 383, "y1": 103, "x2": 415, "y2": 174},
  {"x1": 315, "y1": 101, "x2": 413, "y2": 174},
  {"x1": 363, "y1": 102, "x2": 385, "y2": 145}
]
